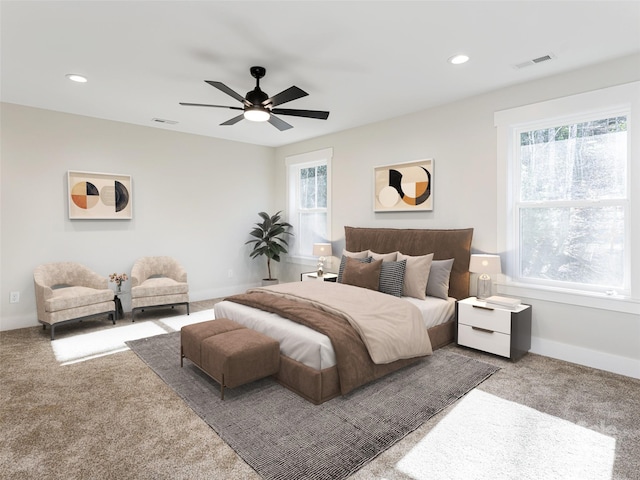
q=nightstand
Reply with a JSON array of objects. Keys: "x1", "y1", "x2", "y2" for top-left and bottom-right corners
[
  {"x1": 456, "y1": 297, "x2": 531, "y2": 361},
  {"x1": 301, "y1": 272, "x2": 338, "y2": 282}
]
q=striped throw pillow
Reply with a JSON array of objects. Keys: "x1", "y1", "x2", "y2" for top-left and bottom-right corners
[{"x1": 378, "y1": 259, "x2": 407, "y2": 297}]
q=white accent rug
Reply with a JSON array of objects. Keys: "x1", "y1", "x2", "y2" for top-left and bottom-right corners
[
  {"x1": 396, "y1": 389, "x2": 616, "y2": 480},
  {"x1": 158, "y1": 309, "x2": 216, "y2": 331},
  {"x1": 52, "y1": 322, "x2": 168, "y2": 365}
]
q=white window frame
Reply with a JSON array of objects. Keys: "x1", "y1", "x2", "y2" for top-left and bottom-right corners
[
  {"x1": 495, "y1": 82, "x2": 640, "y2": 314},
  {"x1": 285, "y1": 147, "x2": 332, "y2": 264}
]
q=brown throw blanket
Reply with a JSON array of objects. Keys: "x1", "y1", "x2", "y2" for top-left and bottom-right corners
[{"x1": 225, "y1": 291, "x2": 424, "y2": 395}]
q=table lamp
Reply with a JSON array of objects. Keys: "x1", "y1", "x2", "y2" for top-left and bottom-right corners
[
  {"x1": 469, "y1": 254, "x2": 501, "y2": 300},
  {"x1": 312, "y1": 243, "x2": 332, "y2": 277}
]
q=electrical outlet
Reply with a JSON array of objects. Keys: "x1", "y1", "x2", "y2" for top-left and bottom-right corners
[
  {"x1": 228, "y1": 269, "x2": 233, "y2": 278},
  {"x1": 9, "y1": 291, "x2": 20, "y2": 303}
]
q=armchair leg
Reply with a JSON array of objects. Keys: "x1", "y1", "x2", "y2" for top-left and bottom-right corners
[{"x1": 50, "y1": 325, "x2": 55, "y2": 341}]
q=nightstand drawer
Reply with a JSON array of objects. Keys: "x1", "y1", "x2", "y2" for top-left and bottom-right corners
[
  {"x1": 457, "y1": 302, "x2": 512, "y2": 334},
  {"x1": 301, "y1": 272, "x2": 338, "y2": 282},
  {"x1": 458, "y1": 324, "x2": 511, "y2": 358}
]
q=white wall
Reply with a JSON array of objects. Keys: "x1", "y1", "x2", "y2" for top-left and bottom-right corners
[
  {"x1": 2, "y1": 54, "x2": 638, "y2": 379},
  {"x1": 1, "y1": 104, "x2": 276, "y2": 330},
  {"x1": 275, "y1": 53, "x2": 640, "y2": 379}
]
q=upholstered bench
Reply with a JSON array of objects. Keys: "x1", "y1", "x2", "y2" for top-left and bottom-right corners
[{"x1": 181, "y1": 319, "x2": 280, "y2": 400}]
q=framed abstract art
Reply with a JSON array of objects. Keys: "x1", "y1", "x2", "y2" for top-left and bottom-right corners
[
  {"x1": 374, "y1": 159, "x2": 433, "y2": 212},
  {"x1": 67, "y1": 170, "x2": 132, "y2": 219}
]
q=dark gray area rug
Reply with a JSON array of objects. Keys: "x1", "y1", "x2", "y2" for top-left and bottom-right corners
[{"x1": 127, "y1": 332, "x2": 499, "y2": 480}]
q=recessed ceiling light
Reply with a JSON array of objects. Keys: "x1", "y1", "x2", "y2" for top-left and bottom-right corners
[
  {"x1": 66, "y1": 74, "x2": 88, "y2": 83},
  {"x1": 448, "y1": 54, "x2": 470, "y2": 65}
]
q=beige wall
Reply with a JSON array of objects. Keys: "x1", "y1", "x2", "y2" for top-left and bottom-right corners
[
  {"x1": 275, "y1": 53, "x2": 640, "y2": 378},
  {"x1": 1, "y1": 104, "x2": 276, "y2": 330}
]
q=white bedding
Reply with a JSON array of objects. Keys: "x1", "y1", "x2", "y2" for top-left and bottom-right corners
[{"x1": 213, "y1": 292, "x2": 455, "y2": 371}]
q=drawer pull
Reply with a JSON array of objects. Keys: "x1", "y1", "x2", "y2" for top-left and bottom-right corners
[
  {"x1": 472, "y1": 326, "x2": 494, "y2": 334},
  {"x1": 472, "y1": 305, "x2": 494, "y2": 311}
]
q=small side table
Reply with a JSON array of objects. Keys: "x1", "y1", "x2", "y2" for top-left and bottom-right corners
[
  {"x1": 113, "y1": 290, "x2": 129, "y2": 320},
  {"x1": 301, "y1": 272, "x2": 338, "y2": 282},
  {"x1": 456, "y1": 297, "x2": 532, "y2": 361}
]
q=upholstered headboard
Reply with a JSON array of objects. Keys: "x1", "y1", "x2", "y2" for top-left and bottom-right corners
[{"x1": 344, "y1": 226, "x2": 474, "y2": 300}]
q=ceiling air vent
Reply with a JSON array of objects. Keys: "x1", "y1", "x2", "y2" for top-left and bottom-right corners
[
  {"x1": 514, "y1": 53, "x2": 556, "y2": 70},
  {"x1": 151, "y1": 118, "x2": 178, "y2": 125}
]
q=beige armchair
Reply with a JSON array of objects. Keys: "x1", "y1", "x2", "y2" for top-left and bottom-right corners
[
  {"x1": 34, "y1": 262, "x2": 116, "y2": 340},
  {"x1": 130, "y1": 256, "x2": 189, "y2": 321}
]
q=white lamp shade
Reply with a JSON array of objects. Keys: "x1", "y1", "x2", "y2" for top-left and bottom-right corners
[
  {"x1": 313, "y1": 243, "x2": 332, "y2": 257},
  {"x1": 469, "y1": 254, "x2": 502, "y2": 274}
]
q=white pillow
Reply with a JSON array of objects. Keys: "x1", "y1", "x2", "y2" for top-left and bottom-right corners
[
  {"x1": 368, "y1": 250, "x2": 398, "y2": 262},
  {"x1": 341, "y1": 249, "x2": 369, "y2": 259},
  {"x1": 397, "y1": 252, "x2": 434, "y2": 300}
]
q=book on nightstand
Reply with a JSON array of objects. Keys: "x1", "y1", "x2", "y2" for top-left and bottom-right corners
[{"x1": 485, "y1": 295, "x2": 521, "y2": 309}]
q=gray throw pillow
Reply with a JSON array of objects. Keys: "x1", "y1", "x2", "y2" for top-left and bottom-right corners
[{"x1": 426, "y1": 259, "x2": 454, "y2": 299}]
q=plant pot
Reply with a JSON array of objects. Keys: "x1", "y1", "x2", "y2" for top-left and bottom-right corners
[{"x1": 261, "y1": 279, "x2": 279, "y2": 287}]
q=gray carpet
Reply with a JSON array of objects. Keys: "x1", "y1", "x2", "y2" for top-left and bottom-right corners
[{"x1": 127, "y1": 331, "x2": 499, "y2": 480}]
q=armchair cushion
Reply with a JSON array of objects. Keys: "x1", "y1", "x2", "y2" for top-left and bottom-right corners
[
  {"x1": 46, "y1": 286, "x2": 115, "y2": 312},
  {"x1": 131, "y1": 277, "x2": 189, "y2": 298}
]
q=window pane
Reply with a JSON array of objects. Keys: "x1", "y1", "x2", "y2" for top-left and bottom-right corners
[
  {"x1": 520, "y1": 206, "x2": 624, "y2": 287},
  {"x1": 520, "y1": 117, "x2": 627, "y2": 202},
  {"x1": 300, "y1": 167, "x2": 316, "y2": 209},
  {"x1": 317, "y1": 165, "x2": 327, "y2": 208},
  {"x1": 296, "y1": 212, "x2": 327, "y2": 256}
]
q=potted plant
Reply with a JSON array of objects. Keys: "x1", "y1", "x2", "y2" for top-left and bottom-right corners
[{"x1": 246, "y1": 211, "x2": 293, "y2": 285}]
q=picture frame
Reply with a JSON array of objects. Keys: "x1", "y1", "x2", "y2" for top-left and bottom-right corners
[
  {"x1": 67, "y1": 170, "x2": 132, "y2": 219},
  {"x1": 374, "y1": 159, "x2": 433, "y2": 212}
]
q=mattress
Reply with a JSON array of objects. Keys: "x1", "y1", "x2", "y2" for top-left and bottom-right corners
[{"x1": 213, "y1": 295, "x2": 455, "y2": 370}]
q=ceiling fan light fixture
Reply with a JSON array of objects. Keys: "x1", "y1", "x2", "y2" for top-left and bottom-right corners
[
  {"x1": 181, "y1": 66, "x2": 329, "y2": 131},
  {"x1": 244, "y1": 108, "x2": 270, "y2": 122}
]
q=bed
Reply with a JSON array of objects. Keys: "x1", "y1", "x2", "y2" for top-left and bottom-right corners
[{"x1": 214, "y1": 226, "x2": 473, "y2": 404}]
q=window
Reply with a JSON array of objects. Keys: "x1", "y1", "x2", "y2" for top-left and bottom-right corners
[
  {"x1": 517, "y1": 115, "x2": 628, "y2": 291},
  {"x1": 286, "y1": 148, "x2": 332, "y2": 260},
  {"x1": 496, "y1": 82, "x2": 639, "y2": 311}
]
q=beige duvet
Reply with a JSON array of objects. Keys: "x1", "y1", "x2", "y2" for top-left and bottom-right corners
[{"x1": 249, "y1": 281, "x2": 433, "y2": 364}]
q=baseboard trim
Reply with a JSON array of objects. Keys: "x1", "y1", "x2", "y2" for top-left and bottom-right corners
[{"x1": 531, "y1": 336, "x2": 640, "y2": 380}]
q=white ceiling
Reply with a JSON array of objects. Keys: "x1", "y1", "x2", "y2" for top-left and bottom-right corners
[{"x1": 2, "y1": 1, "x2": 639, "y2": 147}]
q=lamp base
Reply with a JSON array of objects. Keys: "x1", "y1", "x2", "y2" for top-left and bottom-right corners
[
  {"x1": 317, "y1": 257, "x2": 325, "y2": 277},
  {"x1": 476, "y1": 274, "x2": 492, "y2": 300}
]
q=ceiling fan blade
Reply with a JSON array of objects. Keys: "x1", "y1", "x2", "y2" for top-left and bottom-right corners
[
  {"x1": 268, "y1": 114, "x2": 293, "y2": 131},
  {"x1": 220, "y1": 113, "x2": 245, "y2": 126},
  {"x1": 264, "y1": 86, "x2": 308, "y2": 107},
  {"x1": 205, "y1": 81, "x2": 250, "y2": 106},
  {"x1": 179, "y1": 102, "x2": 243, "y2": 111},
  {"x1": 271, "y1": 108, "x2": 330, "y2": 120}
]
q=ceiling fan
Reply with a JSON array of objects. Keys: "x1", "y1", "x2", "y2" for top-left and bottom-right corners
[{"x1": 180, "y1": 66, "x2": 330, "y2": 131}]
